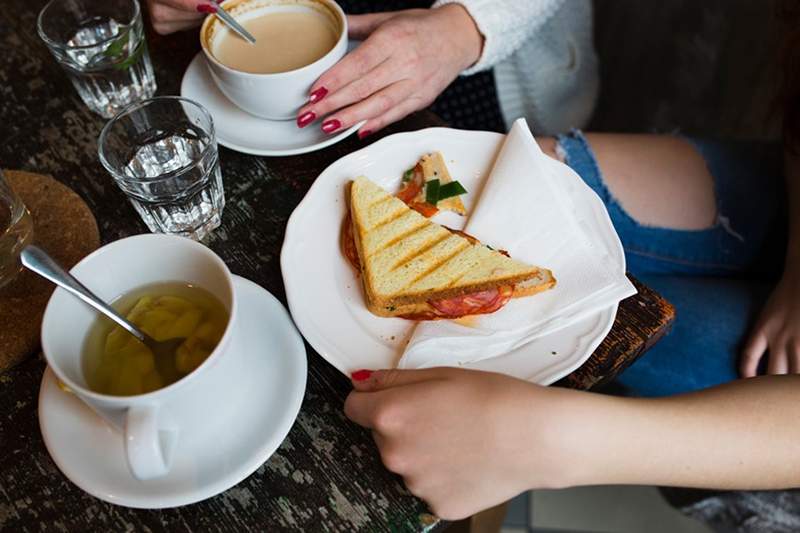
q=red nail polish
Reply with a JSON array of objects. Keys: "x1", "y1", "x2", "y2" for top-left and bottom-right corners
[
  {"x1": 321, "y1": 119, "x2": 342, "y2": 134},
  {"x1": 309, "y1": 87, "x2": 328, "y2": 104},
  {"x1": 196, "y1": 3, "x2": 217, "y2": 14},
  {"x1": 297, "y1": 111, "x2": 315, "y2": 128},
  {"x1": 351, "y1": 369, "x2": 373, "y2": 381},
  {"x1": 358, "y1": 129, "x2": 373, "y2": 140}
]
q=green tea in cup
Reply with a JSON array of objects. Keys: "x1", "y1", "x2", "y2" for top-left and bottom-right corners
[{"x1": 82, "y1": 282, "x2": 229, "y2": 396}]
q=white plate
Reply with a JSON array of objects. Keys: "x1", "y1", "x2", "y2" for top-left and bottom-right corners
[
  {"x1": 38, "y1": 275, "x2": 307, "y2": 508},
  {"x1": 181, "y1": 53, "x2": 361, "y2": 156},
  {"x1": 281, "y1": 128, "x2": 622, "y2": 384}
]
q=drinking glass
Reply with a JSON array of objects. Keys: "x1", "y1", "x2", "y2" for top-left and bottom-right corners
[
  {"x1": 0, "y1": 171, "x2": 34, "y2": 288},
  {"x1": 98, "y1": 97, "x2": 225, "y2": 241},
  {"x1": 37, "y1": 0, "x2": 157, "y2": 118}
]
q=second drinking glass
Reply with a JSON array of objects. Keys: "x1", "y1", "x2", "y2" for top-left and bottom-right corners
[
  {"x1": 37, "y1": 0, "x2": 157, "y2": 118},
  {"x1": 98, "y1": 97, "x2": 225, "y2": 241}
]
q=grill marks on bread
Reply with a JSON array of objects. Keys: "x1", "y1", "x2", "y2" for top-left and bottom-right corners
[{"x1": 350, "y1": 177, "x2": 552, "y2": 313}]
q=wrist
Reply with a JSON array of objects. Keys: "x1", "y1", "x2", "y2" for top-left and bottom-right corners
[
  {"x1": 435, "y1": 4, "x2": 483, "y2": 71},
  {"x1": 518, "y1": 387, "x2": 620, "y2": 490},
  {"x1": 534, "y1": 389, "x2": 646, "y2": 489}
]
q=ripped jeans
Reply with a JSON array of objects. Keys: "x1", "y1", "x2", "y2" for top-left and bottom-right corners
[{"x1": 555, "y1": 131, "x2": 788, "y2": 397}]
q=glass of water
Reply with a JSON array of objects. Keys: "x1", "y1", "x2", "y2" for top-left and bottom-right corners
[
  {"x1": 98, "y1": 97, "x2": 225, "y2": 241},
  {"x1": 37, "y1": 0, "x2": 157, "y2": 118},
  {"x1": 0, "y1": 171, "x2": 34, "y2": 289}
]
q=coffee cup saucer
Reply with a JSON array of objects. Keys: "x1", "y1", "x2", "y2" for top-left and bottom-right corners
[
  {"x1": 181, "y1": 53, "x2": 362, "y2": 157},
  {"x1": 38, "y1": 275, "x2": 307, "y2": 509}
]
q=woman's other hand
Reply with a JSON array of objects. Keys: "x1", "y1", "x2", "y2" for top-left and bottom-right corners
[
  {"x1": 344, "y1": 367, "x2": 573, "y2": 520},
  {"x1": 741, "y1": 271, "x2": 800, "y2": 376},
  {"x1": 296, "y1": 5, "x2": 483, "y2": 137},
  {"x1": 146, "y1": 0, "x2": 206, "y2": 35}
]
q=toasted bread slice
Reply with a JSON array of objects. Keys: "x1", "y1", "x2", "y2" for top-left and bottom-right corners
[{"x1": 349, "y1": 176, "x2": 555, "y2": 317}]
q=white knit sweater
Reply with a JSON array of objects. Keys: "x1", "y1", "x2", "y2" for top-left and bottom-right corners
[{"x1": 432, "y1": 0, "x2": 598, "y2": 135}]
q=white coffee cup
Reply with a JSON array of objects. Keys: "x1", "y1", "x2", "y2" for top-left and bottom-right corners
[
  {"x1": 200, "y1": 0, "x2": 347, "y2": 120},
  {"x1": 41, "y1": 234, "x2": 238, "y2": 480}
]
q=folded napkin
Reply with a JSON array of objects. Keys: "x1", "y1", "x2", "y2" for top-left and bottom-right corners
[{"x1": 398, "y1": 119, "x2": 637, "y2": 369}]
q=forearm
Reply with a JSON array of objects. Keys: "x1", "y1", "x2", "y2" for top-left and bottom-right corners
[{"x1": 549, "y1": 376, "x2": 800, "y2": 490}]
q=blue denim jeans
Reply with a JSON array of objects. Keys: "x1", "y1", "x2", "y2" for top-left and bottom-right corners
[{"x1": 555, "y1": 131, "x2": 787, "y2": 397}]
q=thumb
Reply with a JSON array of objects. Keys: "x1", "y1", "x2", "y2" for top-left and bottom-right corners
[
  {"x1": 350, "y1": 367, "x2": 448, "y2": 392},
  {"x1": 347, "y1": 12, "x2": 399, "y2": 40}
]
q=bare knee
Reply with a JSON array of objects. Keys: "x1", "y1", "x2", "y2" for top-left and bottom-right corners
[{"x1": 548, "y1": 133, "x2": 717, "y2": 231}]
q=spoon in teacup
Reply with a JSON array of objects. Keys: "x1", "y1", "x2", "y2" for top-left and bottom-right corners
[{"x1": 20, "y1": 245, "x2": 187, "y2": 360}]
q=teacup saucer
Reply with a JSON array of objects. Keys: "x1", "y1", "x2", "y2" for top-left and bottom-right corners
[
  {"x1": 38, "y1": 275, "x2": 307, "y2": 509},
  {"x1": 181, "y1": 53, "x2": 361, "y2": 156}
]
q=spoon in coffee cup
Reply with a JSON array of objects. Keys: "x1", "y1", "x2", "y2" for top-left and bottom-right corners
[
  {"x1": 20, "y1": 245, "x2": 187, "y2": 360},
  {"x1": 199, "y1": 1, "x2": 257, "y2": 44}
]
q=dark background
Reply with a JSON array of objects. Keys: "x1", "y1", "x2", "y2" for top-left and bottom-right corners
[{"x1": 591, "y1": 0, "x2": 784, "y2": 140}]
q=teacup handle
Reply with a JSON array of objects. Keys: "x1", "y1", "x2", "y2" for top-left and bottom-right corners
[{"x1": 125, "y1": 404, "x2": 177, "y2": 480}]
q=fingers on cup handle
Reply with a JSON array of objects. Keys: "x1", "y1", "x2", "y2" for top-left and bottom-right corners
[
  {"x1": 306, "y1": 41, "x2": 385, "y2": 104},
  {"x1": 320, "y1": 81, "x2": 417, "y2": 134},
  {"x1": 356, "y1": 94, "x2": 422, "y2": 137},
  {"x1": 303, "y1": 59, "x2": 398, "y2": 119}
]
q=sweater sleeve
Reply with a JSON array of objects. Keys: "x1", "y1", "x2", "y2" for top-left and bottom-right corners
[{"x1": 432, "y1": 0, "x2": 565, "y2": 75}]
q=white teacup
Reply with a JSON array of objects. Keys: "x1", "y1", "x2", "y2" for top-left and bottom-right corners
[
  {"x1": 41, "y1": 234, "x2": 238, "y2": 480},
  {"x1": 200, "y1": 0, "x2": 347, "y2": 120}
]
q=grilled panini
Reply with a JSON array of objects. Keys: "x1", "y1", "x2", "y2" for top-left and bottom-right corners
[{"x1": 347, "y1": 176, "x2": 556, "y2": 319}]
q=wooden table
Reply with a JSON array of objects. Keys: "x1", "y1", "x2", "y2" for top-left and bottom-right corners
[{"x1": 0, "y1": 3, "x2": 674, "y2": 531}]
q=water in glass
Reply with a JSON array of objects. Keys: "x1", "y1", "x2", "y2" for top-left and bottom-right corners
[
  {"x1": 123, "y1": 128, "x2": 224, "y2": 240},
  {"x1": 38, "y1": 0, "x2": 157, "y2": 118},
  {"x1": 99, "y1": 97, "x2": 225, "y2": 241}
]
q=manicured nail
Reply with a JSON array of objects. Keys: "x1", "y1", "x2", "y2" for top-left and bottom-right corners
[
  {"x1": 351, "y1": 369, "x2": 373, "y2": 382},
  {"x1": 321, "y1": 118, "x2": 342, "y2": 134},
  {"x1": 296, "y1": 111, "x2": 315, "y2": 128},
  {"x1": 358, "y1": 129, "x2": 373, "y2": 140},
  {"x1": 196, "y1": 3, "x2": 217, "y2": 13},
  {"x1": 309, "y1": 86, "x2": 328, "y2": 104}
]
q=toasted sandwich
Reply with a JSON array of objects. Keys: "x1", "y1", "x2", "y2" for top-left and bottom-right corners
[{"x1": 344, "y1": 176, "x2": 556, "y2": 320}]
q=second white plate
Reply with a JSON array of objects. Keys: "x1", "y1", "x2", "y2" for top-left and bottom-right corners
[{"x1": 281, "y1": 128, "x2": 622, "y2": 384}]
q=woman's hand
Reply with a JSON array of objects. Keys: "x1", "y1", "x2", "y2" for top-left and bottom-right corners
[
  {"x1": 146, "y1": 0, "x2": 205, "y2": 35},
  {"x1": 741, "y1": 270, "x2": 800, "y2": 376},
  {"x1": 296, "y1": 5, "x2": 483, "y2": 137},
  {"x1": 344, "y1": 367, "x2": 573, "y2": 520}
]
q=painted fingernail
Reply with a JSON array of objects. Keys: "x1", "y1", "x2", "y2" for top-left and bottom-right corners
[
  {"x1": 309, "y1": 86, "x2": 328, "y2": 104},
  {"x1": 196, "y1": 3, "x2": 217, "y2": 13},
  {"x1": 321, "y1": 118, "x2": 342, "y2": 134},
  {"x1": 296, "y1": 111, "x2": 315, "y2": 128},
  {"x1": 351, "y1": 369, "x2": 373, "y2": 381},
  {"x1": 358, "y1": 129, "x2": 373, "y2": 140}
]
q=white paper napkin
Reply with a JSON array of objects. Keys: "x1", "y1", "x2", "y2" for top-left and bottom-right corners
[{"x1": 398, "y1": 119, "x2": 637, "y2": 369}]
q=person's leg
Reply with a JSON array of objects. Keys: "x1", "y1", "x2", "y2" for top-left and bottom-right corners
[
  {"x1": 537, "y1": 132, "x2": 786, "y2": 395},
  {"x1": 539, "y1": 132, "x2": 786, "y2": 277},
  {"x1": 616, "y1": 274, "x2": 772, "y2": 396},
  {"x1": 540, "y1": 134, "x2": 717, "y2": 230}
]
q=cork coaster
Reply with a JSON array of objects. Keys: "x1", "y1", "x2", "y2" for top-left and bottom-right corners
[{"x1": 0, "y1": 170, "x2": 100, "y2": 373}]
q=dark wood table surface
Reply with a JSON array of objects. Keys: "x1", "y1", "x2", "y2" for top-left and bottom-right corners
[{"x1": 0, "y1": 2, "x2": 674, "y2": 531}]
